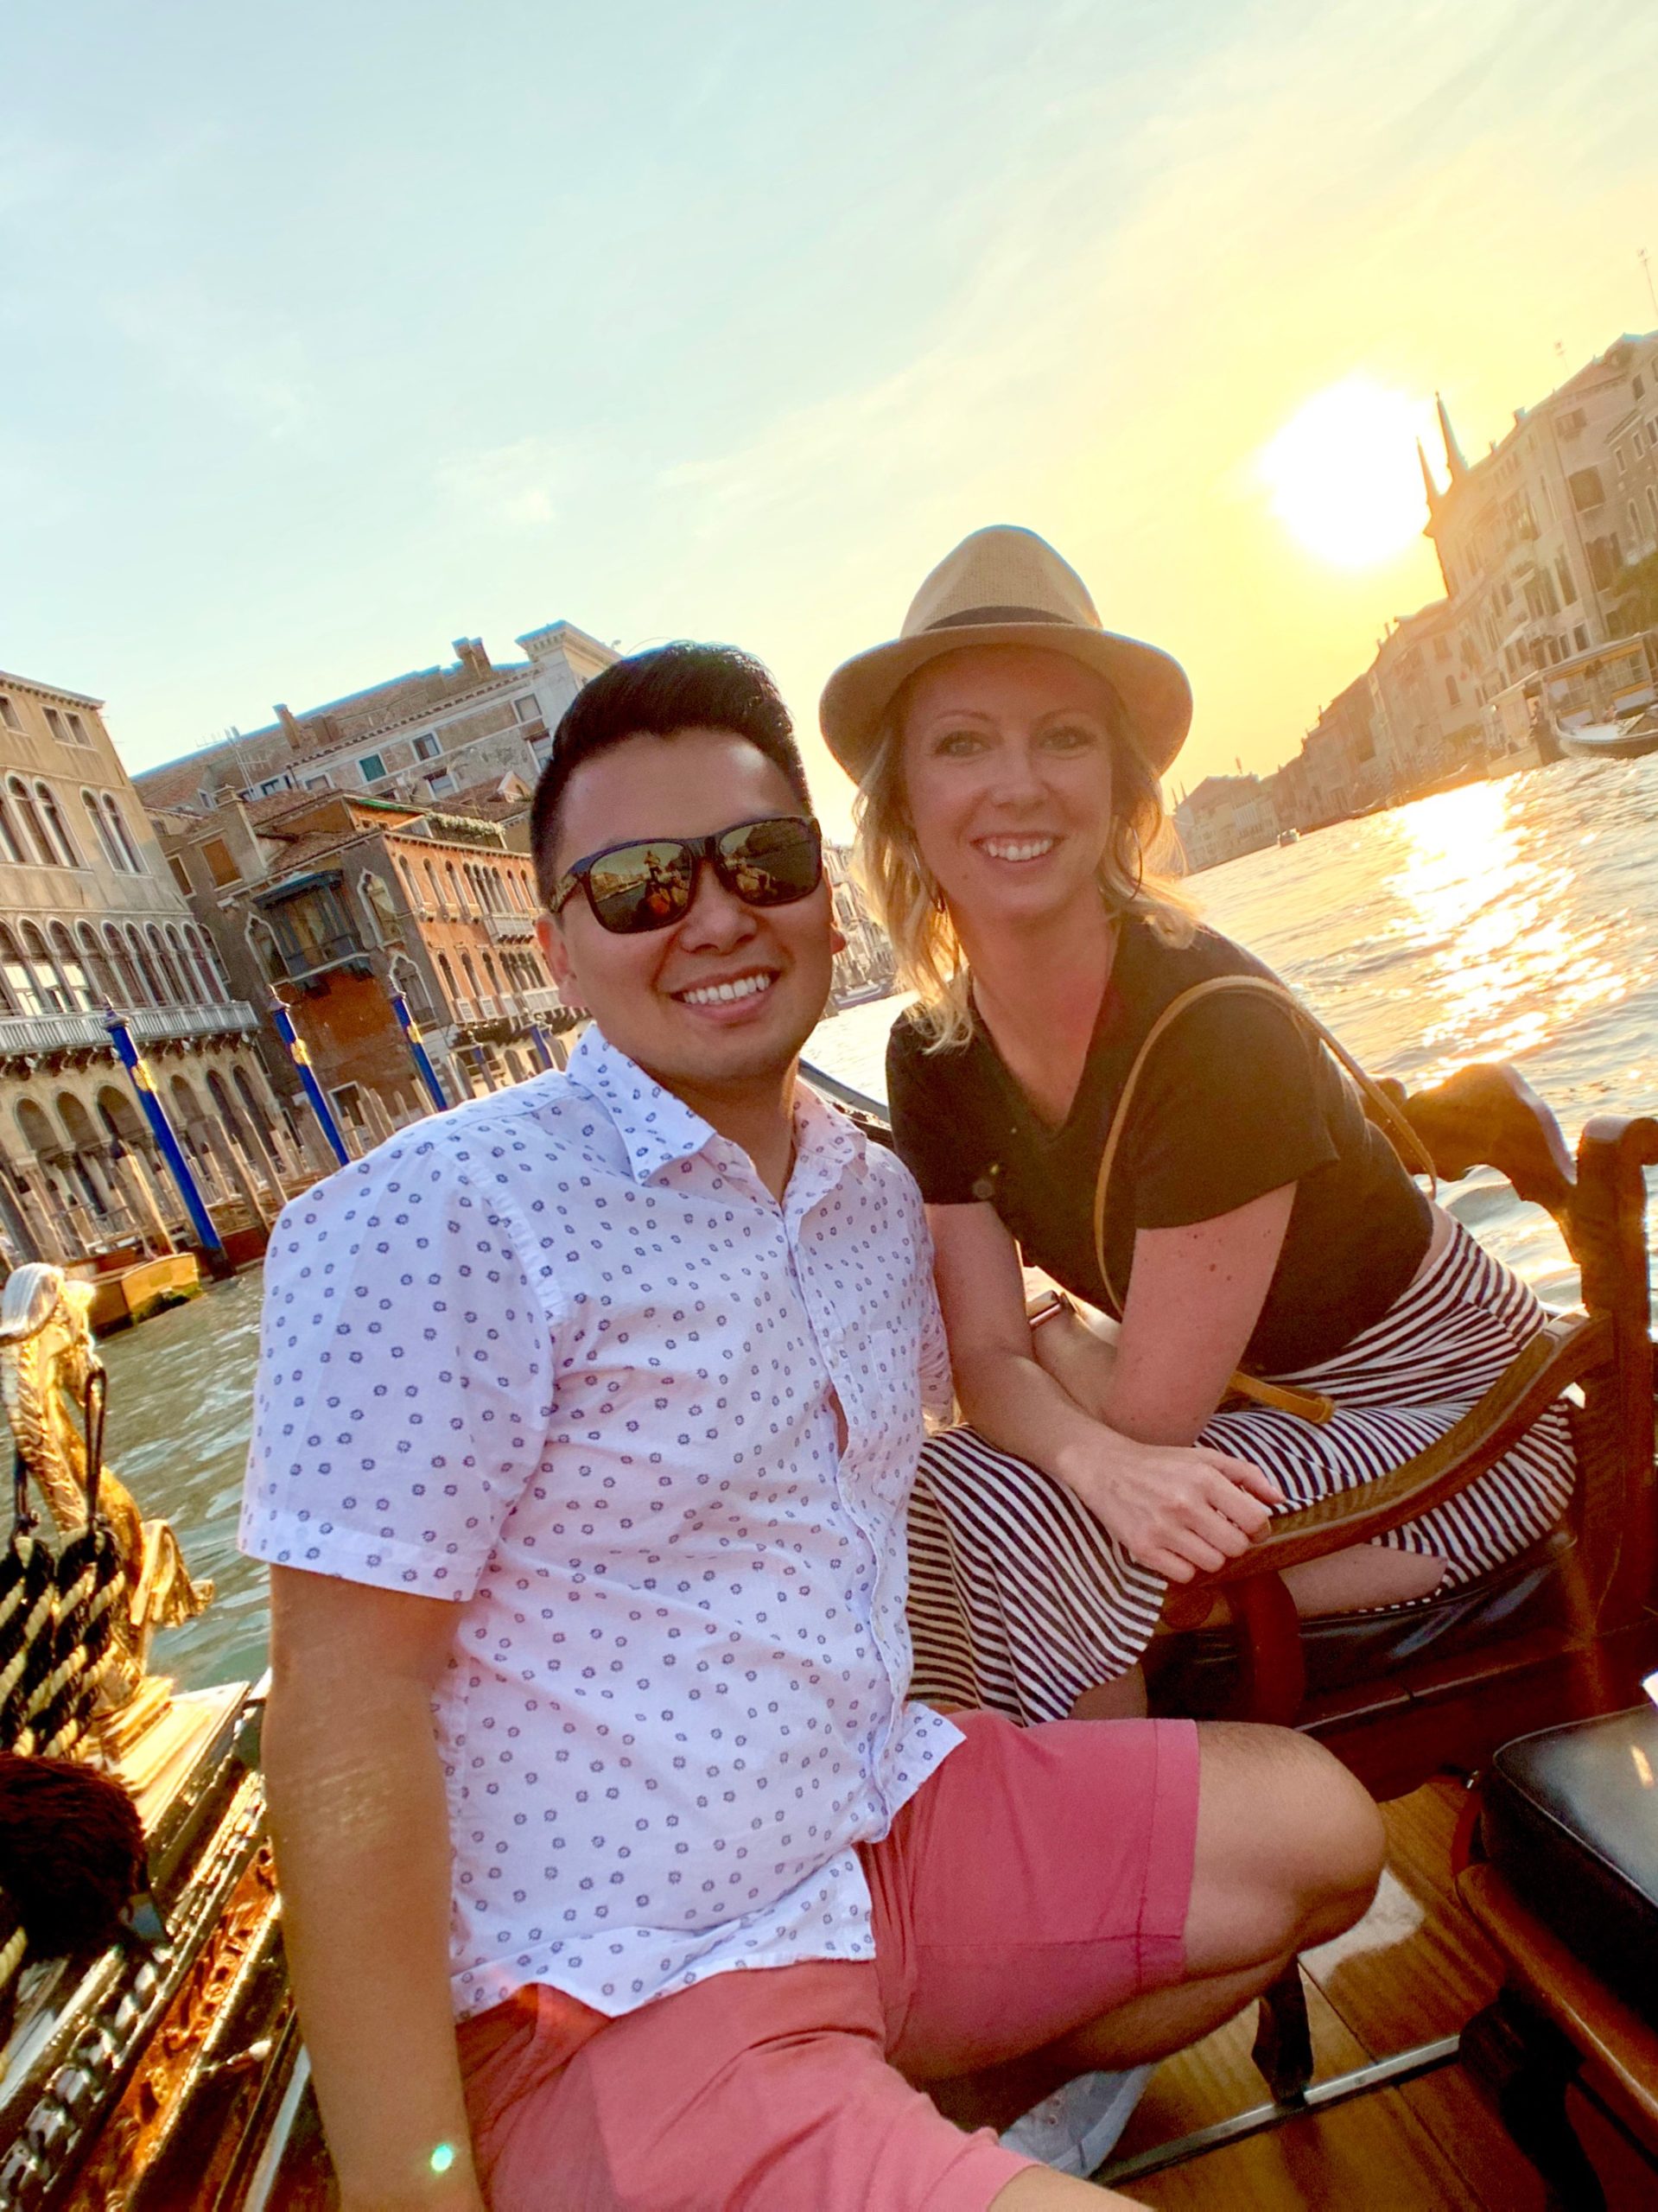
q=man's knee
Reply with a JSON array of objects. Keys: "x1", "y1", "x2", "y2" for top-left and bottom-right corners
[{"x1": 1186, "y1": 1723, "x2": 1383, "y2": 1972}]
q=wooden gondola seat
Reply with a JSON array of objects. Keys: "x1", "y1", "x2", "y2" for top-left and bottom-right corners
[
  {"x1": 1458, "y1": 1706, "x2": 1658, "y2": 2202},
  {"x1": 1147, "y1": 1064, "x2": 1658, "y2": 1804}
]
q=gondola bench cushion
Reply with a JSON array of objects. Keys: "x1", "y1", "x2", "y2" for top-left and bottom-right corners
[{"x1": 1479, "y1": 1705, "x2": 1658, "y2": 2032}]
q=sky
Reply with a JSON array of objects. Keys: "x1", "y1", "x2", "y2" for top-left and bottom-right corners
[{"x1": 4, "y1": 0, "x2": 1657, "y2": 834}]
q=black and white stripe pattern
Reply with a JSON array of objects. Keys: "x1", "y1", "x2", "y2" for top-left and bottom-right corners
[{"x1": 906, "y1": 1221, "x2": 1578, "y2": 1724}]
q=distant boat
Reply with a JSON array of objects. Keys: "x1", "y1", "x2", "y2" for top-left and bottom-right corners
[
  {"x1": 1276, "y1": 828, "x2": 1300, "y2": 846},
  {"x1": 1556, "y1": 707, "x2": 1658, "y2": 762}
]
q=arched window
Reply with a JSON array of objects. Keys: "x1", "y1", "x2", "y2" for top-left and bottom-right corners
[
  {"x1": 7, "y1": 779, "x2": 54, "y2": 867},
  {"x1": 163, "y1": 925, "x2": 200, "y2": 1003},
  {"x1": 102, "y1": 798, "x2": 141, "y2": 873},
  {"x1": 435, "y1": 951, "x2": 458, "y2": 1007},
  {"x1": 128, "y1": 925, "x2": 165, "y2": 1005},
  {"x1": 35, "y1": 785, "x2": 80, "y2": 868},
  {"x1": 77, "y1": 923, "x2": 119, "y2": 1008},
  {"x1": 105, "y1": 925, "x2": 143, "y2": 1007},
  {"x1": 358, "y1": 869, "x2": 401, "y2": 947},
  {"x1": 22, "y1": 924, "x2": 71, "y2": 1012},
  {"x1": 0, "y1": 939, "x2": 21, "y2": 1016},
  {"x1": 49, "y1": 924, "x2": 95, "y2": 1011},
  {"x1": 423, "y1": 861, "x2": 441, "y2": 912},
  {"x1": 245, "y1": 916, "x2": 285, "y2": 988},
  {"x1": 0, "y1": 798, "x2": 26, "y2": 867},
  {"x1": 460, "y1": 950, "x2": 481, "y2": 1006},
  {"x1": 187, "y1": 925, "x2": 226, "y2": 1001},
  {"x1": 147, "y1": 925, "x2": 186, "y2": 1003},
  {"x1": 390, "y1": 952, "x2": 434, "y2": 1023},
  {"x1": 445, "y1": 861, "x2": 463, "y2": 913},
  {"x1": 81, "y1": 791, "x2": 122, "y2": 870},
  {"x1": 232, "y1": 1066, "x2": 272, "y2": 1141}
]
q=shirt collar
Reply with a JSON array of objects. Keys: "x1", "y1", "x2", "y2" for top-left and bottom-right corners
[{"x1": 569, "y1": 1024, "x2": 868, "y2": 1192}]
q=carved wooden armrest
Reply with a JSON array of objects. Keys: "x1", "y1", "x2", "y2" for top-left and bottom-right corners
[
  {"x1": 1203, "y1": 1310, "x2": 1607, "y2": 1587},
  {"x1": 1159, "y1": 1312, "x2": 1608, "y2": 1723}
]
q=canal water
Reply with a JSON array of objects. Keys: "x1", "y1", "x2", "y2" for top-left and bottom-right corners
[{"x1": 60, "y1": 751, "x2": 1658, "y2": 1692}]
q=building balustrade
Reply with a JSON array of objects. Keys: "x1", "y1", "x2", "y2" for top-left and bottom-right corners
[{"x1": 0, "y1": 1000, "x2": 259, "y2": 1059}]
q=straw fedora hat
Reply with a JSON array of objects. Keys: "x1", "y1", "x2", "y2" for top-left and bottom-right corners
[{"x1": 819, "y1": 524, "x2": 1192, "y2": 784}]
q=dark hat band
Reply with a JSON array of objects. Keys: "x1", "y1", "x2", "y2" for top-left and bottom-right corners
[{"x1": 923, "y1": 604, "x2": 1083, "y2": 632}]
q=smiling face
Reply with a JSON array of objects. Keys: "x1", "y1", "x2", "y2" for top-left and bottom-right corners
[
  {"x1": 537, "y1": 726, "x2": 838, "y2": 1109},
  {"x1": 898, "y1": 645, "x2": 1119, "y2": 932}
]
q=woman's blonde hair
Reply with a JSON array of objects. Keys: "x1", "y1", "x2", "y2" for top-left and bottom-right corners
[{"x1": 851, "y1": 664, "x2": 1197, "y2": 1052}]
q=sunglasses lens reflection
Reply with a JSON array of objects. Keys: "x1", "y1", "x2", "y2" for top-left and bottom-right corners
[{"x1": 589, "y1": 842, "x2": 696, "y2": 932}]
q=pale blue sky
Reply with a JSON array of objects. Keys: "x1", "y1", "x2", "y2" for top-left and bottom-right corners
[{"x1": 5, "y1": 0, "x2": 1656, "y2": 826}]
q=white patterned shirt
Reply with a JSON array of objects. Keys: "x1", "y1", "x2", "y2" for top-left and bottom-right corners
[{"x1": 241, "y1": 1027, "x2": 959, "y2": 2022}]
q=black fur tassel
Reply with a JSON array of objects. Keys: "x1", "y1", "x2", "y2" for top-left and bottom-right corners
[{"x1": 0, "y1": 1750, "x2": 145, "y2": 1955}]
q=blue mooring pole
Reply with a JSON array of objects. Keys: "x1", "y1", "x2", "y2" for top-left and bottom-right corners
[
  {"x1": 104, "y1": 1012, "x2": 233, "y2": 1277},
  {"x1": 529, "y1": 1023, "x2": 556, "y2": 1072},
  {"x1": 269, "y1": 1001, "x2": 351, "y2": 1167},
  {"x1": 391, "y1": 992, "x2": 449, "y2": 1114}
]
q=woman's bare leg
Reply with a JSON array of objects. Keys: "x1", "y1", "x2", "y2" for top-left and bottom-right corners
[
  {"x1": 1282, "y1": 1544, "x2": 1446, "y2": 1616},
  {"x1": 1069, "y1": 1669, "x2": 1147, "y2": 1720}
]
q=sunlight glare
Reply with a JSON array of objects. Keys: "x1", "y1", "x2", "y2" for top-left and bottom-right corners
[
  {"x1": 1383, "y1": 782, "x2": 1623, "y2": 1071},
  {"x1": 1258, "y1": 378, "x2": 1430, "y2": 569}
]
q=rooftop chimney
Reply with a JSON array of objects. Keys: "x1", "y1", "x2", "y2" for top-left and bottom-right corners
[
  {"x1": 453, "y1": 637, "x2": 492, "y2": 681},
  {"x1": 275, "y1": 702, "x2": 307, "y2": 749}
]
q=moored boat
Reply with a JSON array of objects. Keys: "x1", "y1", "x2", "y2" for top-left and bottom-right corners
[{"x1": 1556, "y1": 705, "x2": 1658, "y2": 761}]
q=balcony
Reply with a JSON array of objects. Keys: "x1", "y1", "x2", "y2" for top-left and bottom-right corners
[
  {"x1": 482, "y1": 912, "x2": 537, "y2": 944},
  {"x1": 0, "y1": 1001, "x2": 260, "y2": 1060}
]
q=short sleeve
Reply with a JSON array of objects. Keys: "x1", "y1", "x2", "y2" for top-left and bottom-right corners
[
  {"x1": 239, "y1": 1136, "x2": 555, "y2": 1601},
  {"x1": 1124, "y1": 993, "x2": 1340, "y2": 1230},
  {"x1": 912, "y1": 1219, "x2": 956, "y2": 1423},
  {"x1": 886, "y1": 1021, "x2": 987, "y2": 1206}
]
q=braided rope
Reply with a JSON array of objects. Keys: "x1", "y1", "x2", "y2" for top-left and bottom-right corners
[
  {"x1": 0, "y1": 1529, "x2": 58, "y2": 1755},
  {"x1": 35, "y1": 1524, "x2": 126, "y2": 1761}
]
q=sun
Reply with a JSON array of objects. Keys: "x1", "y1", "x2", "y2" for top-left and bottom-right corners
[{"x1": 1257, "y1": 378, "x2": 1432, "y2": 569}]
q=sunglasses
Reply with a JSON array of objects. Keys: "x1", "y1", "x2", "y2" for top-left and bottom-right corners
[{"x1": 550, "y1": 815, "x2": 824, "y2": 936}]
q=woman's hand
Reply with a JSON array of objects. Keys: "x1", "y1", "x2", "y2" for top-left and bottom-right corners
[{"x1": 1056, "y1": 1430, "x2": 1285, "y2": 1582}]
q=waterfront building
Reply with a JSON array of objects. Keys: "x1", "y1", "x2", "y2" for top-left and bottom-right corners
[
  {"x1": 132, "y1": 623, "x2": 618, "y2": 819},
  {"x1": 1367, "y1": 599, "x2": 1483, "y2": 791},
  {"x1": 152, "y1": 786, "x2": 572, "y2": 1144},
  {"x1": 1173, "y1": 773, "x2": 1278, "y2": 870},
  {"x1": 0, "y1": 668, "x2": 289, "y2": 1265},
  {"x1": 824, "y1": 845, "x2": 896, "y2": 1004},
  {"x1": 1240, "y1": 334, "x2": 1658, "y2": 843},
  {"x1": 1420, "y1": 337, "x2": 1658, "y2": 708}
]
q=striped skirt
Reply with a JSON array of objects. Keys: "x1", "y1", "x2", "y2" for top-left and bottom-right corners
[{"x1": 906, "y1": 1220, "x2": 1578, "y2": 1725}]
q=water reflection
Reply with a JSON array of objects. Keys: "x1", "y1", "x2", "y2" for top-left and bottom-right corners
[{"x1": 1382, "y1": 781, "x2": 1623, "y2": 1076}]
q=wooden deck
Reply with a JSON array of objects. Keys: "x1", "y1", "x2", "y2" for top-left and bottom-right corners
[{"x1": 1109, "y1": 1777, "x2": 1654, "y2": 2207}]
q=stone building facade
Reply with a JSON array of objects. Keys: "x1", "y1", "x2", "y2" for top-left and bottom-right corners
[
  {"x1": 1420, "y1": 342, "x2": 1658, "y2": 709},
  {"x1": 133, "y1": 623, "x2": 617, "y2": 820},
  {"x1": 824, "y1": 845, "x2": 896, "y2": 1003},
  {"x1": 155, "y1": 787, "x2": 569, "y2": 1147},
  {"x1": 0, "y1": 668, "x2": 294, "y2": 1266}
]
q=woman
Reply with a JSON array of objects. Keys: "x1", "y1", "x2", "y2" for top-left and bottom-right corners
[{"x1": 819, "y1": 524, "x2": 1576, "y2": 1725}]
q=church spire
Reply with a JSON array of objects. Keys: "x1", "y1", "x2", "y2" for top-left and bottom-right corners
[
  {"x1": 1417, "y1": 437, "x2": 1442, "y2": 514},
  {"x1": 1435, "y1": 390, "x2": 1467, "y2": 480}
]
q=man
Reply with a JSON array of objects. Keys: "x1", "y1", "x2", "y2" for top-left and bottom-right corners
[{"x1": 245, "y1": 643, "x2": 1383, "y2": 2212}]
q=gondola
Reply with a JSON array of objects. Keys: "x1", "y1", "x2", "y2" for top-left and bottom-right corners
[
  {"x1": 1555, "y1": 708, "x2": 1658, "y2": 763},
  {"x1": 0, "y1": 1051, "x2": 1654, "y2": 2209}
]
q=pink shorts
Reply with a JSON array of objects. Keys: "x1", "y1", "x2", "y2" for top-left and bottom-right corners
[{"x1": 459, "y1": 1709, "x2": 1199, "y2": 2212}]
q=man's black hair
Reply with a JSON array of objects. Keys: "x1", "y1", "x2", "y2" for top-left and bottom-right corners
[{"x1": 530, "y1": 641, "x2": 813, "y2": 906}]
